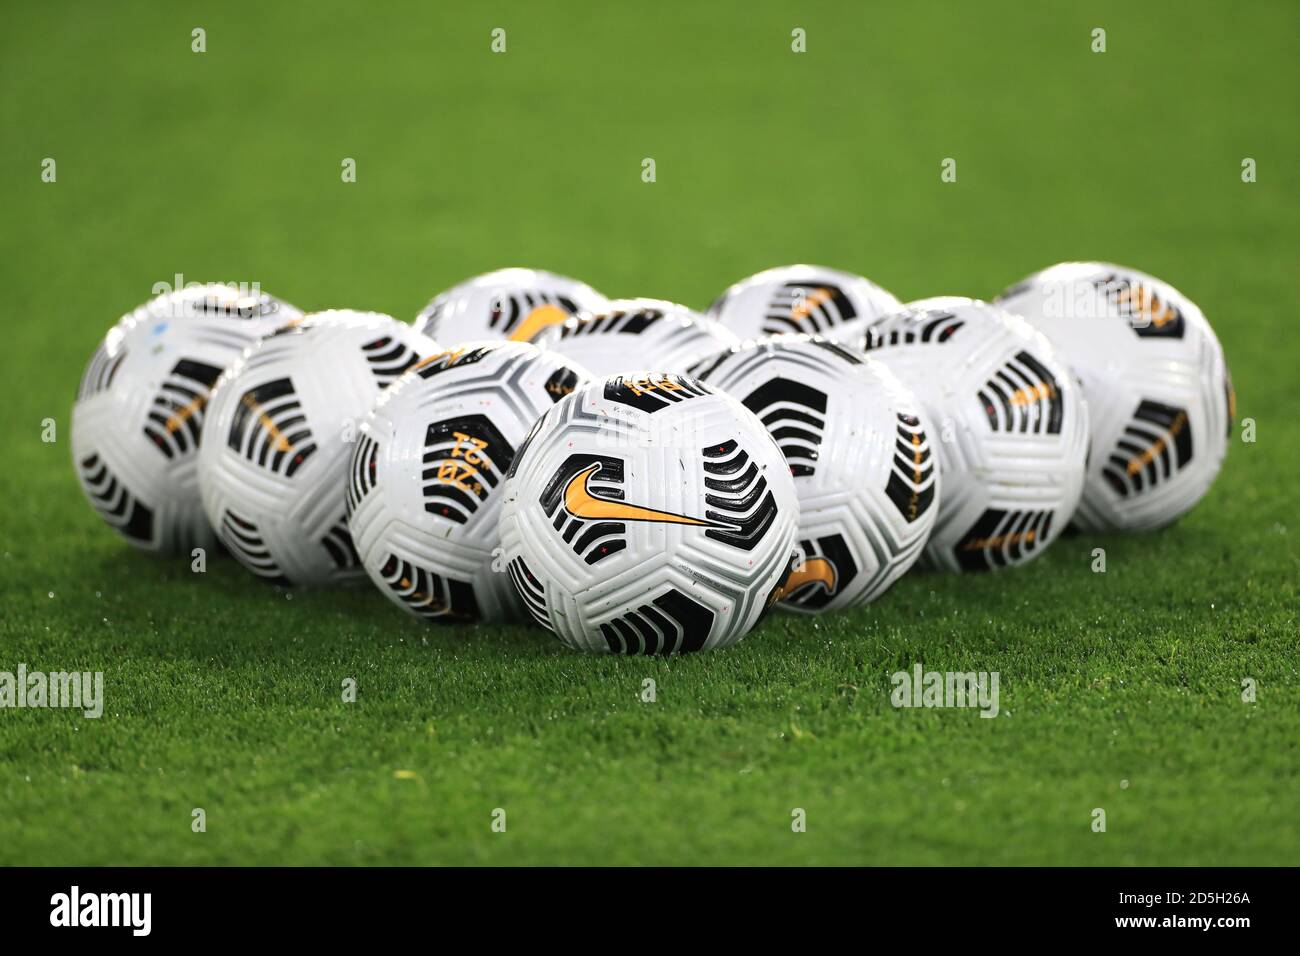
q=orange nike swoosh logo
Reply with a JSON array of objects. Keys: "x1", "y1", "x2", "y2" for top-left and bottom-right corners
[
  {"x1": 769, "y1": 556, "x2": 838, "y2": 604},
  {"x1": 790, "y1": 287, "x2": 833, "y2": 321},
  {"x1": 509, "y1": 303, "x2": 569, "y2": 342},
  {"x1": 1119, "y1": 286, "x2": 1176, "y2": 328},
  {"x1": 164, "y1": 393, "x2": 207, "y2": 433},
  {"x1": 1125, "y1": 410, "x2": 1187, "y2": 476},
  {"x1": 1008, "y1": 381, "x2": 1055, "y2": 406},
  {"x1": 240, "y1": 394, "x2": 292, "y2": 452},
  {"x1": 564, "y1": 464, "x2": 717, "y2": 526}
]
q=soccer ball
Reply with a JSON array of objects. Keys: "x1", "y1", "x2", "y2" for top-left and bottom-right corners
[
  {"x1": 996, "y1": 262, "x2": 1232, "y2": 532},
  {"x1": 71, "y1": 284, "x2": 302, "y2": 553},
  {"x1": 531, "y1": 299, "x2": 739, "y2": 377},
  {"x1": 707, "y1": 264, "x2": 902, "y2": 343},
  {"x1": 497, "y1": 372, "x2": 799, "y2": 653},
  {"x1": 197, "y1": 311, "x2": 436, "y2": 586},
  {"x1": 846, "y1": 297, "x2": 1089, "y2": 571},
  {"x1": 347, "y1": 341, "x2": 590, "y2": 622},
  {"x1": 413, "y1": 268, "x2": 607, "y2": 346},
  {"x1": 691, "y1": 335, "x2": 939, "y2": 610}
]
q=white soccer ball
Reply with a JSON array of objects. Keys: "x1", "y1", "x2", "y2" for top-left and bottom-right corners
[
  {"x1": 996, "y1": 262, "x2": 1233, "y2": 532},
  {"x1": 497, "y1": 372, "x2": 799, "y2": 653},
  {"x1": 691, "y1": 335, "x2": 939, "y2": 610},
  {"x1": 707, "y1": 264, "x2": 902, "y2": 343},
  {"x1": 531, "y1": 299, "x2": 739, "y2": 377},
  {"x1": 348, "y1": 341, "x2": 590, "y2": 622},
  {"x1": 846, "y1": 297, "x2": 1089, "y2": 571},
  {"x1": 197, "y1": 311, "x2": 436, "y2": 586},
  {"x1": 71, "y1": 284, "x2": 302, "y2": 553},
  {"x1": 413, "y1": 268, "x2": 607, "y2": 346}
]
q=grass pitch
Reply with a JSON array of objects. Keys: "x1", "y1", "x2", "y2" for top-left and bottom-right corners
[{"x1": 0, "y1": 0, "x2": 1296, "y2": 865}]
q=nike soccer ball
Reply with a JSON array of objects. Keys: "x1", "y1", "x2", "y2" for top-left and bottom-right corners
[
  {"x1": 348, "y1": 341, "x2": 590, "y2": 622},
  {"x1": 197, "y1": 311, "x2": 436, "y2": 586},
  {"x1": 996, "y1": 262, "x2": 1232, "y2": 532},
  {"x1": 531, "y1": 299, "x2": 739, "y2": 377},
  {"x1": 846, "y1": 298, "x2": 1088, "y2": 572},
  {"x1": 497, "y1": 372, "x2": 799, "y2": 653},
  {"x1": 413, "y1": 268, "x2": 607, "y2": 346},
  {"x1": 691, "y1": 335, "x2": 939, "y2": 610},
  {"x1": 72, "y1": 284, "x2": 302, "y2": 553},
  {"x1": 707, "y1": 264, "x2": 902, "y2": 343}
]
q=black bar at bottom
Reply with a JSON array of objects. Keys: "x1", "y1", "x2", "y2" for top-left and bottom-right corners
[{"x1": 0, "y1": 866, "x2": 1281, "y2": 941}]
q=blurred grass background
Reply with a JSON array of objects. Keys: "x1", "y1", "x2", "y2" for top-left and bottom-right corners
[{"x1": 0, "y1": 0, "x2": 1296, "y2": 864}]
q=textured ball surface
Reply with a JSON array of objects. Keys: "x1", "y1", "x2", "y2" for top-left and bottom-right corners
[
  {"x1": 197, "y1": 311, "x2": 436, "y2": 586},
  {"x1": 997, "y1": 262, "x2": 1232, "y2": 532},
  {"x1": 413, "y1": 268, "x2": 606, "y2": 346},
  {"x1": 497, "y1": 372, "x2": 799, "y2": 653},
  {"x1": 531, "y1": 299, "x2": 739, "y2": 377},
  {"x1": 850, "y1": 297, "x2": 1088, "y2": 572},
  {"x1": 71, "y1": 284, "x2": 302, "y2": 553},
  {"x1": 692, "y1": 335, "x2": 939, "y2": 610},
  {"x1": 348, "y1": 341, "x2": 590, "y2": 622},
  {"x1": 707, "y1": 264, "x2": 901, "y2": 343}
]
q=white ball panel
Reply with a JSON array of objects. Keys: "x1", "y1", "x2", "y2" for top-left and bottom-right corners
[
  {"x1": 349, "y1": 340, "x2": 589, "y2": 622},
  {"x1": 497, "y1": 372, "x2": 799, "y2": 654},
  {"x1": 197, "y1": 310, "x2": 437, "y2": 586},
  {"x1": 997, "y1": 262, "x2": 1231, "y2": 532},
  {"x1": 692, "y1": 335, "x2": 940, "y2": 610},
  {"x1": 71, "y1": 284, "x2": 302, "y2": 553},
  {"x1": 851, "y1": 298, "x2": 1088, "y2": 572},
  {"x1": 707, "y1": 264, "x2": 902, "y2": 342},
  {"x1": 413, "y1": 268, "x2": 607, "y2": 346},
  {"x1": 532, "y1": 299, "x2": 740, "y2": 378}
]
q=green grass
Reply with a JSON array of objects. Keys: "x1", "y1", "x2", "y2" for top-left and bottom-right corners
[{"x1": 1, "y1": 0, "x2": 1297, "y2": 865}]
